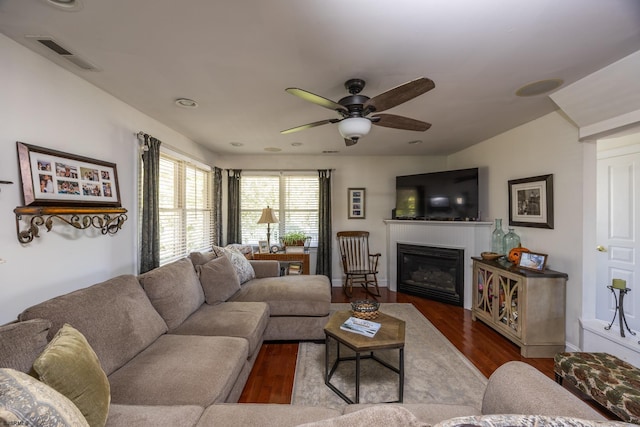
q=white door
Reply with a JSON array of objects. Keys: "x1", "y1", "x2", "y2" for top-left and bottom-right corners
[{"x1": 596, "y1": 146, "x2": 640, "y2": 332}]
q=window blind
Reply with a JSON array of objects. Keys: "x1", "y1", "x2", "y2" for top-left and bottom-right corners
[
  {"x1": 240, "y1": 172, "x2": 319, "y2": 246},
  {"x1": 158, "y1": 152, "x2": 213, "y2": 265}
]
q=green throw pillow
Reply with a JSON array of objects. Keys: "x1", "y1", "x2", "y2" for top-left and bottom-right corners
[
  {"x1": 33, "y1": 323, "x2": 110, "y2": 427},
  {"x1": 0, "y1": 368, "x2": 89, "y2": 427}
]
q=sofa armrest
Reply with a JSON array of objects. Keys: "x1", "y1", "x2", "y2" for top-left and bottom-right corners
[
  {"x1": 249, "y1": 260, "x2": 280, "y2": 278},
  {"x1": 482, "y1": 361, "x2": 605, "y2": 420}
]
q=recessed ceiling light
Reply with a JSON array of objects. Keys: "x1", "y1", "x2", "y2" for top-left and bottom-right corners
[
  {"x1": 407, "y1": 140, "x2": 423, "y2": 145},
  {"x1": 515, "y1": 79, "x2": 564, "y2": 97},
  {"x1": 230, "y1": 142, "x2": 243, "y2": 147},
  {"x1": 264, "y1": 147, "x2": 282, "y2": 152},
  {"x1": 175, "y1": 98, "x2": 198, "y2": 108},
  {"x1": 291, "y1": 142, "x2": 303, "y2": 147},
  {"x1": 43, "y1": 0, "x2": 83, "y2": 11}
]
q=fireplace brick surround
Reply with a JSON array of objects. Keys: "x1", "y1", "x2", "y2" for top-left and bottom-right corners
[{"x1": 384, "y1": 220, "x2": 492, "y2": 309}]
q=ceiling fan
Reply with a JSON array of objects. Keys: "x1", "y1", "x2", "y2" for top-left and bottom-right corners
[{"x1": 281, "y1": 77, "x2": 435, "y2": 146}]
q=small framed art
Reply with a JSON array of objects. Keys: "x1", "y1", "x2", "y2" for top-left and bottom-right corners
[
  {"x1": 348, "y1": 188, "x2": 365, "y2": 219},
  {"x1": 258, "y1": 240, "x2": 269, "y2": 254},
  {"x1": 508, "y1": 174, "x2": 553, "y2": 229},
  {"x1": 17, "y1": 141, "x2": 121, "y2": 207},
  {"x1": 518, "y1": 251, "x2": 548, "y2": 272}
]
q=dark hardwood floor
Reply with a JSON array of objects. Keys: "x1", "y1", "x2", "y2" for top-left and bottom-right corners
[{"x1": 239, "y1": 286, "x2": 554, "y2": 403}]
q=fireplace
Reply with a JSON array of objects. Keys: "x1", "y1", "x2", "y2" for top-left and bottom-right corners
[{"x1": 397, "y1": 243, "x2": 464, "y2": 306}]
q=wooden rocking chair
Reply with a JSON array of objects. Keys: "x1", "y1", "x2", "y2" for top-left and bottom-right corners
[{"x1": 337, "y1": 231, "x2": 381, "y2": 297}]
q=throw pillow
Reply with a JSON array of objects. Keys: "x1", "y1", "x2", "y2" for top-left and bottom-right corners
[
  {"x1": 433, "y1": 415, "x2": 629, "y2": 427},
  {"x1": 188, "y1": 246, "x2": 226, "y2": 267},
  {"x1": 196, "y1": 256, "x2": 241, "y2": 304},
  {"x1": 33, "y1": 324, "x2": 110, "y2": 427},
  {"x1": 0, "y1": 318, "x2": 51, "y2": 373},
  {"x1": 0, "y1": 368, "x2": 89, "y2": 427},
  {"x1": 223, "y1": 247, "x2": 256, "y2": 284},
  {"x1": 297, "y1": 406, "x2": 428, "y2": 427}
]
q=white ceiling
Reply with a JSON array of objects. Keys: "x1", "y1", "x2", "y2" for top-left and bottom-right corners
[{"x1": 1, "y1": 0, "x2": 639, "y2": 156}]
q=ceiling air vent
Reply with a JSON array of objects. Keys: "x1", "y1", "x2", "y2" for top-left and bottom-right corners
[{"x1": 25, "y1": 36, "x2": 99, "y2": 71}]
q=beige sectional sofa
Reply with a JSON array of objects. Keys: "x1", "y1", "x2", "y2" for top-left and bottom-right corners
[{"x1": 0, "y1": 251, "x2": 620, "y2": 426}]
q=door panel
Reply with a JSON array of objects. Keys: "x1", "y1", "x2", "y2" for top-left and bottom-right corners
[{"x1": 597, "y1": 151, "x2": 639, "y2": 328}]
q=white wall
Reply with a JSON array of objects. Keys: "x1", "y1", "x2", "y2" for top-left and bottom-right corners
[
  {"x1": 0, "y1": 34, "x2": 217, "y2": 324},
  {"x1": 219, "y1": 154, "x2": 447, "y2": 284},
  {"x1": 447, "y1": 111, "x2": 585, "y2": 349}
]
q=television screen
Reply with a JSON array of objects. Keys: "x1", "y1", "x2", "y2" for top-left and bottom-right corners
[{"x1": 395, "y1": 168, "x2": 479, "y2": 220}]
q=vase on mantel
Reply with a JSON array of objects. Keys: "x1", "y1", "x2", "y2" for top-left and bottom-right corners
[
  {"x1": 491, "y1": 219, "x2": 505, "y2": 254},
  {"x1": 503, "y1": 228, "x2": 521, "y2": 256}
]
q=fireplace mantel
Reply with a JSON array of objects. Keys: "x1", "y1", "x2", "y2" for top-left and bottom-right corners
[{"x1": 384, "y1": 220, "x2": 492, "y2": 309}]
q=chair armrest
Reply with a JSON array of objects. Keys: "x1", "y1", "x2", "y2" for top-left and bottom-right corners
[{"x1": 249, "y1": 260, "x2": 280, "y2": 278}]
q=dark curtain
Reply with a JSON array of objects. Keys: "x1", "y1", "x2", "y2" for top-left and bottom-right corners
[
  {"x1": 140, "y1": 134, "x2": 161, "y2": 273},
  {"x1": 213, "y1": 167, "x2": 223, "y2": 246},
  {"x1": 316, "y1": 169, "x2": 332, "y2": 280},
  {"x1": 226, "y1": 169, "x2": 242, "y2": 244}
]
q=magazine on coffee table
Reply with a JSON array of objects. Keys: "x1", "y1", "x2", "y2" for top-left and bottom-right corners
[{"x1": 340, "y1": 316, "x2": 381, "y2": 338}]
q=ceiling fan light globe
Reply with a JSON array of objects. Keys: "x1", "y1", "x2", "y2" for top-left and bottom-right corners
[{"x1": 338, "y1": 117, "x2": 371, "y2": 139}]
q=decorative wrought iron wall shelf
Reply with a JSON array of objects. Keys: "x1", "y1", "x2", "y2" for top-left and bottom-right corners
[{"x1": 14, "y1": 206, "x2": 128, "y2": 243}]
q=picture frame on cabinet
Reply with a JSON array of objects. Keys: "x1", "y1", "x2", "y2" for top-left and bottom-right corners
[
  {"x1": 518, "y1": 251, "x2": 548, "y2": 272},
  {"x1": 508, "y1": 174, "x2": 553, "y2": 229}
]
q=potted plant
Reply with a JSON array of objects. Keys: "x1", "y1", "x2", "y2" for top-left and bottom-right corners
[{"x1": 280, "y1": 231, "x2": 309, "y2": 252}]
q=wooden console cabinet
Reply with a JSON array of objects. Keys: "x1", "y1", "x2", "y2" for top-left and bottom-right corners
[
  {"x1": 471, "y1": 257, "x2": 567, "y2": 358},
  {"x1": 252, "y1": 252, "x2": 310, "y2": 275}
]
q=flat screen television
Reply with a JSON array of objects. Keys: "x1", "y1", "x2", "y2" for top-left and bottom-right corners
[{"x1": 394, "y1": 168, "x2": 479, "y2": 220}]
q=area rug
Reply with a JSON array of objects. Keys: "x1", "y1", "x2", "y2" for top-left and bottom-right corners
[{"x1": 291, "y1": 303, "x2": 487, "y2": 409}]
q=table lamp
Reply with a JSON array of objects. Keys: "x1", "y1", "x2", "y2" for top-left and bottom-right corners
[{"x1": 257, "y1": 206, "x2": 278, "y2": 249}]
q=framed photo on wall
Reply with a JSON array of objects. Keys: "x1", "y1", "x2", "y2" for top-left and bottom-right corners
[
  {"x1": 348, "y1": 188, "x2": 365, "y2": 219},
  {"x1": 508, "y1": 174, "x2": 553, "y2": 229},
  {"x1": 17, "y1": 142, "x2": 121, "y2": 207}
]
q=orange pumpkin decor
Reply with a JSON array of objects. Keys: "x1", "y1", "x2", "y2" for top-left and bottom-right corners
[{"x1": 508, "y1": 244, "x2": 530, "y2": 264}]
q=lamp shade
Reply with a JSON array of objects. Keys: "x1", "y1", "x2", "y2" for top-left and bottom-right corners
[
  {"x1": 338, "y1": 117, "x2": 372, "y2": 140},
  {"x1": 257, "y1": 206, "x2": 278, "y2": 224}
]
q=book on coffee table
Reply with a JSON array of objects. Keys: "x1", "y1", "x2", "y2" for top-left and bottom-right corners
[{"x1": 340, "y1": 316, "x2": 381, "y2": 338}]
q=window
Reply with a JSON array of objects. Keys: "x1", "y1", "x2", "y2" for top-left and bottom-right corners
[
  {"x1": 158, "y1": 151, "x2": 214, "y2": 265},
  {"x1": 240, "y1": 172, "x2": 319, "y2": 246}
]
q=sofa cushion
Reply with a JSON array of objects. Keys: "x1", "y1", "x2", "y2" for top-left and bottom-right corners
[
  {"x1": 229, "y1": 275, "x2": 331, "y2": 316},
  {"x1": 19, "y1": 274, "x2": 168, "y2": 376},
  {"x1": 0, "y1": 318, "x2": 51, "y2": 373},
  {"x1": 196, "y1": 404, "x2": 342, "y2": 427},
  {"x1": 108, "y1": 334, "x2": 248, "y2": 406},
  {"x1": 139, "y1": 258, "x2": 205, "y2": 330},
  {"x1": 0, "y1": 368, "x2": 89, "y2": 427},
  {"x1": 33, "y1": 324, "x2": 110, "y2": 427},
  {"x1": 106, "y1": 404, "x2": 204, "y2": 427},
  {"x1": 196, "y1": 256, "x2": 241, "y2": 304},
  {"x1": 171, "y1": 302, "x2": 269, "y2": 357}
]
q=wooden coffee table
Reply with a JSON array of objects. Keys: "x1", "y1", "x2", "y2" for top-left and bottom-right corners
[{"x1": 324, "y1": 310, "x2": 406, "y2": 404}]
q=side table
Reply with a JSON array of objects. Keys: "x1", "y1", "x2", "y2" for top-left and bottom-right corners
[
  {"x1": 252, "y1": 253, "x2": 310, "y2": 275},
  {"x1": 323, "y1": 310, "x2": 405, "y2": 404}
]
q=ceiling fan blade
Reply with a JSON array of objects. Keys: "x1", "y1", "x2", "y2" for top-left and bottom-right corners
[
  {"x1": 285, "y1": 88, "x2": 348, "y2": 113},
  {"x1": 371, "y1": 113, "x2": 431, "y2": 131},
  {"x1": 364, "y1": 77, "x2": 435, "y2": 113},
  {"x1": 344, "y1": 138, "x2": 358, "y2": 147},
  {"x1": 280, "y1": 119, "x2": 339, "y2": 135}
]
